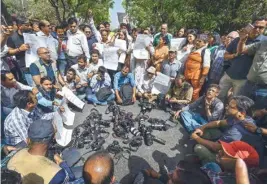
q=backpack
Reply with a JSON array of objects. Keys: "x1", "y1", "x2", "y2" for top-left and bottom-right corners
[
  {"x1": 96, "y1": 87, "x2": 113, "y2": 102},
  {"x1": 120, "y1": 84, "x2": 134, "y2": 106}
]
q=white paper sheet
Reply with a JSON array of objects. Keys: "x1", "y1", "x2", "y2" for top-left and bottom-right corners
[
  {"x1": 95, "y1": 43, "x2": 104, "y2": 55},
  {"x1": 114, "y1": 39, "x2": 127, "y2": 51},
  {"x1": 103, "y1": 46, "x2": 119, "y2": 70},
  {"x1": 171, "y1": 38, "x2": 187, "y2": 51},
  {"x1": 119, "y1": 52, "x2": 126, "y2": 63},
  {"x1": 60, "y1": 100, "x2": 75, "y2": 126},
  {"x1": 151, "y1": 72, "x2": 171, "y2": 94},
  {"x1": 56, "y1": 127, "x2": 73, "y2": 147},
  {"x1": 134, "y1": 34, "x2": 152, "y2": 50},
  {"x1": 133, "y1": 49, "x2": 150, "y2": 59},
  {"x1": 62, "y1": 86, "x2": 85, "y2": 109}
]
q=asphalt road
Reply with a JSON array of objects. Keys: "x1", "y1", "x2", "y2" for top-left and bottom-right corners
[{"x1": 70, "y1": 102, "x2": 196, "y2": 183}]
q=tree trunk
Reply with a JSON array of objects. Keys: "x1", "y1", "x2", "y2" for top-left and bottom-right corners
[{"x1": 1, "y1": 1, "x2": 12, "y2": 25}]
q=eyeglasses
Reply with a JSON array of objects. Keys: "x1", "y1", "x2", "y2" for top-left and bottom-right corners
[
  {"x1": 39, "y1": 51, "x2": 50, "y2": 55},
  {"x1": 85, "y1": 31, "x2": 91, "y2": 33},
  {"x1": 254, "y1": 26, "x2": 265, "y2": 30}
]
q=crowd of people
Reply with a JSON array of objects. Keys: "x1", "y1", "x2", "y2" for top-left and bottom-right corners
[{"x1": 1, "y1": 8, "x2": 267, "y2": 184}]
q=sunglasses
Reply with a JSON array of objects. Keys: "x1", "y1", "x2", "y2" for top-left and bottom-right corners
[{"x1": 254, "y1": 26, "x2": 265, "y2": 30}]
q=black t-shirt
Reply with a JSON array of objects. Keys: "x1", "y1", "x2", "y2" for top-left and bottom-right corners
[
  {"x1": 7, "y1": 31, "x2": 26, "y2": 68},
  {"x1": 225, "y1": 37, "x2": 259, "y2": 80}
]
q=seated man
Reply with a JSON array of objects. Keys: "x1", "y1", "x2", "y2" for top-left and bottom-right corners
[
  {"x1": 174, "y1": 84, "x2": 224, "y2": 134},
  {"x1": 190, "y1": 96, "x2": 263, "y2": 165},
  {"x1": 87, "y1": 66, "x2": 115, "y2": 105},
  {"x1": 71, "y1": 55, "x2": 90, "y2": 100},
  {"x1": 29, "y1": 47, "x2": 65, "y2": 88},
  {"x1": 7, "y1": 119, "x2": 75, "y2": 184},
  {"x1": 36, "y1": 77, "x2": 64, "y2": 113},
  {"x1": 113, "y1": 65, "x2": 136, "y2": 105},
  {"x1": 64, "y1": 68, "x2": 77, "y2": 93},
  {"x1": 87, "y1": 49, "x2": 103, "y2": 80},
  {"x1": 70, "y1": 151, "x2": 115, "y2": 184},
  {"x1": 1, "y1": 70, "x2": 38, "y2": 115},
  {"x1": 4, "y1": 90, "x2": 54, "y2": 147},
  {"x1": 161, "y1": 48, "x2": 181, "y2": 81},
  {"x1": 164, "y1": 74, "x2": 193, "y2": 111},
  {"x1": 136, "y1": 66, "x2": 157, "y2": 102}
]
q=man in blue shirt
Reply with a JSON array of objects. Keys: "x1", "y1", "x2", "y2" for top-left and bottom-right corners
[
  {"x1": 190, "y1": 96, "x2": 263, "y2": 165},
  {"x1": 113, "y1": 65, "x2": 136, "y2": 105}
]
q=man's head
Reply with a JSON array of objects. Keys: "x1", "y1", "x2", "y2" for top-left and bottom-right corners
[
  {"x1": 132, "y1": 28, "x2": 139, "y2": 39},
  {"x1": 250, "y1": 17, "x2": 266, "y2": 38},
  {"x1": 97, "y1": 66, "x2": 106, "y2": 80},
  {"x1": 121, "y1": 65, "x2": 130, "y2": 77},
  {"x1": 83, "y1": 25, "x2": 92, "y2": 38},
  {"x1": 66, "y1": 68, "x2": 76, "y2": 82},
  {"x1": 104, "y1": 22, "x2": 110, "y2": 31},
  {"x1": 168, "y1": 47, "x2": 177, "y2": 60},
  {"x1": 226, "y1": 96, "x2": 254, "y2": 119},
  {"x1": 27, "y1": 119, "x2": 54, "y2": 152},
  {"x1": 13, "y1": 90, "x2": 37, "y2": 111},
  {"x1": 225, "y1": 31, "x2": 239, "y2": 47},
  {"x1": 77, "y1": 55, "x2": 87, "y2": 69},
  {"x1": 39, "y1": 20, "x2": 51, "y2": 35},
  {"x1": 161, "y1": 23, "x2": 168, "y2": 35},
  {"x1": 120, "y1": 23, "x2": 127, "y2": 31},
  {"x1": 16, "y1": 18, "x2": 31, "y2": 33},
  {"x1": 195, "y1": 37, "x2": 207, "y2": 49},
  {"x1": 37, "y1": 47, "x2": 51, "y2": 61},
  {"x1": 40, "y1": 77, "x2": 53, "y2": 92},
  {"x1": 83, "y1": 151, "x2": 115, "y2": 184},
  {"x1": 146, "y1": 66, "x2": 156, "y2": 78},
  {"x1": 90, "y1": 49, "x2": 99, "y2": 64},
  {"x1": 216, "y1": 140, "x2": 259, "y2": 171},
  {"x1": 175, "y1": 74, "x2": 186, "y2": 87},
  {"x1": 143, "y1": 28, "x2": 150, "y2": 35},
  {"x1": 55, "y1": 25, "x2": 65, "y2": 39},
  {"x1": 1, "y1": 169, "x2": 22, "y2": 184},
  {"x1": 68, "y1": 17, "x2": 78, "y2": 34},
  {"x1": 31, "y1": 21, "x2": 40, "y2": 33},
  {"x1": 205, "y1": 84, "x2": 220, "y2": 100},
  {"x1": 1, "y1": 70, "x2": 17, "y2": 88}
]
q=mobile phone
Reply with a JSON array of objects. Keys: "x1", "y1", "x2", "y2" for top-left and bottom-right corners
[{"x1": 244, "y1": 23, "x2": 254, "y2": 33}]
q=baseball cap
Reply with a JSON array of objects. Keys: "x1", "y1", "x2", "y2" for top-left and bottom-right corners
[
  {"x1": 147, "y1": 66, "x2": 156, "y2": 74},
  {"x1": 219, "y1": 140, "x2": 259, "y2": 167},
  {"x1": 28, "y1": 119, "x2": 54, "y2": 143},
  {"x1": 169, "y1": 46, "x2": 177, "y2": 52}
]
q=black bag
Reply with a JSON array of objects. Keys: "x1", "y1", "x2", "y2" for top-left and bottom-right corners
[
  {"x1": 96, "y1": 87, "x2": 113, "y2": 102},
  {"x1": 120, "y1": 84, "x2": 134, "y2": 106}
]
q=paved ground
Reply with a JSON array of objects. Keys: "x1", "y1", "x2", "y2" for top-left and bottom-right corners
[{"x1": 70, "y1": 102, "x2": 196, "y2": 183}]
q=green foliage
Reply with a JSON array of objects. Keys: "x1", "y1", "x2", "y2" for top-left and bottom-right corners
[{"x1": 123, "y1": 0, "x2": 267, "y2": 34}]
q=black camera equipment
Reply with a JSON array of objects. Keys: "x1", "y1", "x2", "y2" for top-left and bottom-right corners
[
  {"x1": 150, "y1": 123, "x2": 171, "y2": 131},
  {"x1": 106, "y1": 140, "x2": 131, "y2": 164},
  {"x1": 130, "y1": 127, "x2": 141, "y2": 136},
  {"x1": 139, "y1": 100, "x2": 154, "y2": 115},
  {"x1": 140, "y1": 125, "x2": 166, "y2": 146},
  {"x1": 123, "y1": 135, "x2": 143, "y2": 151}
]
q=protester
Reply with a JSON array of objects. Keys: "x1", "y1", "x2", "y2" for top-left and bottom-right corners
[
  {"x1": 136, "y1": 66, "x2": 157, "y2": 102},
  {"x1": 87, "y1": 66, "x2": 114, "y2": 105},
  {"x1": 174, "y1": 84, "x2": 224, "y2": 134},
  {"x1": 1, "y1": 25, "x2": 14, "y2": 71},
  {"x1": 161, "y1": 47, "x2": 182, "y2": 81},
  {"x1": 4, "y1": 90, "x2": 54, "y2": 146},
  {"x1": 82, "y1": 25, "x2": 98, "y2": 51},
  {"x1": 184, "y1": 35, "x2": 211, "y2": 100},
  {"x1": 29, "y1": 47, "x2": 65, "y2": 87},
  {"x1": 1, "y1": 70, "x2": 38, "y2": 115},
  {"x1": 64, "y1": 68, "x2": 77, "y2": 92},
  {"x1": 31, "y1": 21, "x2": 40, "y2": 33},
  {"x1": 113, "y1": 65, "x2": 136, "y2": 105},
  {"x1": 175, "y1": 27, "x2": 187, "y2": 38},
  {"x1": 66, "y1": 17, "x2": 90, "y2": 67},
  {"x1": 164, "y1": 74, "x2": 193, "y2": 111},
  {"x1": 7, "y1": 119, "x2": 75, "y2": 184},
  {"x1": 87, "y1": 49, "x2": 104, "y2": 79},
  {"x1": 153, "y1": 23, "x2": 172, "y2": 47},
  {"x1": 152, "y1": 36, "x2": 169, "y2": 72}
]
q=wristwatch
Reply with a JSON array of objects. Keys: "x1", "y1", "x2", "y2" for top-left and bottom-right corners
[{"x1": 255, "y1": 127, "x2": 262, "y2": 136}]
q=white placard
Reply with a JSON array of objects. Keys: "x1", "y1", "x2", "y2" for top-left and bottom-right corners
[
  {"x1": 56, "y1": 127, "x2": 73, "y2": 147},
  {"x1": 133, "y1": 49, "x2": 150, "y2": 59},
  {"x1": 134, "y1": 34, "x2": 152, "y2": 50},
  {"x1": 103, "y1": 46, "x2": 119, "y2": 70},
  {"x1": 114, "y1": 39, "x2": 127, "y2": 51},
  {"x1": 171, "y1": 38, "x2": 186, "y2": 51},
  {"x1": 119, "y1": 52, "x2": 126, "y2": 63},
  {"x1": 62, "y1": 86, "x2": 85, "y2": 109},
  {"x1": 151, "y1": 72, "x2": 171, "y2": 94},
  {"x1": 60, "y1": 100, "x2": 75, "y2": 126},
  {"x1": 95, "y1": 43, "x2": 104, "y2": 55}
]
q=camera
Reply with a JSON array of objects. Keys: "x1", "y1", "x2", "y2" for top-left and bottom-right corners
[
  {"x1": 139, "y1": 100, "x2": 153, "y2": 114},
  {"x1": 150, "y1": 123, "x2": 170, "y2": 131},
  {"x1": 130, "y1": 127, "x2": 141, "y2": 136}
]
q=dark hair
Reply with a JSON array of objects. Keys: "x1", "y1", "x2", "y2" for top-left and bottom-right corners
[
  {"x1": 208, "y1": 84, "x2": 221, "y2": 93},
  {"x1": 120, "y1": 23, "x2": 127, "y2": 28},
  {"x1": 103, "y1": 22, "x2": 110, "y2": 26},
  {"x1": 182, "y1": 30, "x2": 197, "y2": 48},
  {"x1": 83, "y1": 25, "x2": 91, "y2": 32},
  {"x1": 78, "y1": 23, "x2": 86, "y2": 31},
  {"x1": 40, "y1": 76, "x2": 52, "y2": 84},
  {"x1": 118, "y1": 30, "x2": 129, "y2": 48},
  {"x1": 30, "y1": 21, "x2": 39, "y2": 27},
  {"x1": 1, "y1": 70, "x2": 12, "y2": 81},
  {"x1": 77, "y1": 54, "x2": 87, "y2": 62},
  {"x1": 83, "y1": 151, "x2": 114, "y2": 184},
  {"x1": 55, "y1": 25, "x2": 64, "y2": 31},
  {"x1": 13, "y1": 90, "x2": 34, "y2": 109},
  {"x1": 160, "y1": 35, "x2": 170, "y2": 45},
  {"x1": 177, "y1": 27, "x2": 187, "y2": 37},
  {"x1": 230, "y1": 96, "x2": 255, "y2": 114},
  {"x1": 253, "y1": 16, "x2": 266, "y2": 23},
  {"x1": 38, "y1": 20, "x2": 48, "y2": 30},
  {"x1": 97, "y1": 23, "x2": 105, "y2": 30},
  {"x1": 67, "y1": 68, "x2": 76, "y2": 76},
  {"x1": 100, "y1": 29, "x2": 109, "y2": 35},
  {"x1": 61, "y1": 21, "x2": 68, "y2": 29},
  {"x1": 91, "y1": 49, "x2": 99, "y2": 56},
  {"x1": 98, "y1": 66, "x2": 106, "y2": 75},
  {"x1": 67, "y1": 17, "x2": 78, "y2": 25},
  {"x1": 1, "y1": 169, "x2": 22, "y2": 184}
]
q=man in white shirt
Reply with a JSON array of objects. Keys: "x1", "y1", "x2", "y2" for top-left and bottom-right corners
[
  {"x1": 66, "y1": 17, "x2": 90, "y2": 68},
  {"x1": 37, "y1": 20, "x2": 58, "y2": 61},
  {"x1": 1, "y1": 70, "x2": 38, "y2": 115}
]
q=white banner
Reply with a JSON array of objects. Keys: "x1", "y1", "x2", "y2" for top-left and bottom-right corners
[
  {"x1": 171, "y1": 38, "x2": 186, "y2": 51},
  {"x1": 151, "y1": 72, "x2": 171, "y2": 94},
  {"x1": 103, "y1": 46, "x2": 119, "y2": 70}
]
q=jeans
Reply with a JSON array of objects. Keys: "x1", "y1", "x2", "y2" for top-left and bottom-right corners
[
  {"x1": 57, "y1": 59, "x2": 68, "y2": 76},
  {"x1": 180, "y1": 111, "x2": 208, "y2": 134},
  {"x1": 76, "y1": 87, "x2": 89, "y2": 100},
  {"x1": 87, "y1": 93, "x2": 115, "y2": 105},
  {"x1": 20, "y1": 67, "x2": 35, "y2": 87}
]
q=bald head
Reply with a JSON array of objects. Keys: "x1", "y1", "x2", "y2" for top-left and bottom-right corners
[
  {"x1": 37, "y1": 47, "x2": 50, "y2": 61},
  {"x1": 83, "y1": 151, "x2": 114, "y2": 184}
]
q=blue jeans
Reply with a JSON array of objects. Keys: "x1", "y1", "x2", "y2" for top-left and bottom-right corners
[
  {"x1": 57, "y1": 59, "x2": 67, "y2": 76},
  {"x1": 180, "y1": 111, "x2": 208, "y2": 134},
  {"x1": 87, "y1": 93, "x2": 115, "y2": 105}
]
